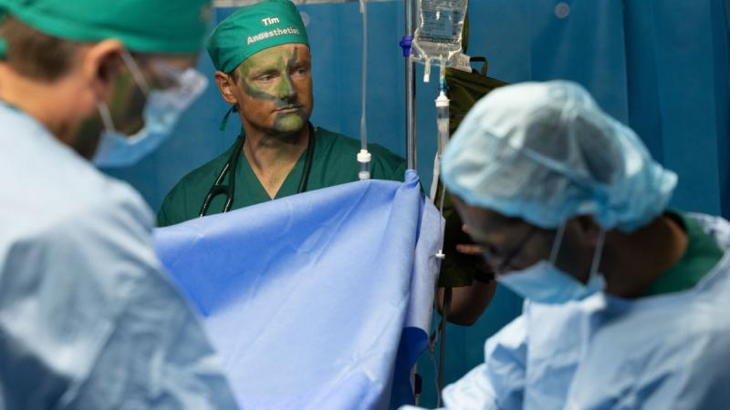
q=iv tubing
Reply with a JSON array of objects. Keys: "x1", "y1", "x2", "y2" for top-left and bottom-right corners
[
  {"x1": 434, "y1": 60, "x2": 449, "y2": 258},
  {"x1": 359, "y1": 0, "x2": 368, "y2": 152},
  {"x1": 358, "y1": 0, "x2": 371, "y2": 179},
  {"x1": 439, "y1": 57, "x2": 447, "y2": 90}
]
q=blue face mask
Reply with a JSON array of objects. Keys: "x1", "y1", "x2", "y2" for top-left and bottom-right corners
[
  {"x1": 93, "y1": 53, "x2": 208, "y2": 168},
  {"x1": 496, "y1": 222, "x2": 606, "y2": 304}
]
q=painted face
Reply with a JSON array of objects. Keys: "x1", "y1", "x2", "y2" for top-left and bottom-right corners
[
  {"x1": 73, "y1": 69, "x2": 146, "y2": 157},
  {"x1": 232, "y1": 43, "x2": 313, "y2": 136},
  {"x1": 113, "y1": 53, "x2": 199, "y2": 135},
  {"x1": 73, "y1": 53, "x2": 197, "y2": 158}
]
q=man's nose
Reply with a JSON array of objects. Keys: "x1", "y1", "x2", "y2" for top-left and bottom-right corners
[{"x1": 277, "y1": 74, "x2": 297, "y2": 100}]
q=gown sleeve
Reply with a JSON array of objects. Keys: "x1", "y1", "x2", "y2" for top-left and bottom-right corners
[
  {"x1": 0, "y1": 182, "x2": 238, "y2": 409},
  {"x1": 441, "y1": 314, "x2": 529, "y2": 410}
]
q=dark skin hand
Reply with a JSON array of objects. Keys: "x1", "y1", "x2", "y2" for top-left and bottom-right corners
[
  {"x1": 438, "y1": 280, "x2": 497, "y2": 326},
  {"x1": 437, "y1": 224, "x2": 497, "y2": 326}
]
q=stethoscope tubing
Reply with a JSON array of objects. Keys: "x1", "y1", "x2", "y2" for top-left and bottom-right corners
[{"x1": 199, "y1": 123, "x2": 316, "y2": 217}]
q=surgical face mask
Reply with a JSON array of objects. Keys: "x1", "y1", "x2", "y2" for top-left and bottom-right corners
[
  {"x1": 496, "y1": 222, "x2": 606, "y2": 304},
  {"x1": 93, "y1": 52, "x2": 208, "y2": 167}
]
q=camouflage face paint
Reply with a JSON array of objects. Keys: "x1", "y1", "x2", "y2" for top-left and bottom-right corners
[
  {"x1": 111, "y1": 72, "x2": 147, "y2": 134},
  {"x1": 73, "y1": 71, "x2": 146, "y2": 158},
  {"x1": 271, "y1": 48, "x2": 306, "y2": 132},
  {"x1": 234, "y1": 44, "x2": 312, "y2": 135}
]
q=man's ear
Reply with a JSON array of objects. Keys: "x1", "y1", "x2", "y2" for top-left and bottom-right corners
[
  {"x1": 215, "y1": 70, "x2": 239, "y2": 105},
  {"x1": 82, "y1": 39, "x2": 125, "y2": 100}
]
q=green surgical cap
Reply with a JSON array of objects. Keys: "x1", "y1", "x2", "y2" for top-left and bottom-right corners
[
  {"x1": 207, "y1": 0, "x2": 309, "y2": 73},
  {"x1": 0, "y1": 0, "x2": 212, "y2": 55}
]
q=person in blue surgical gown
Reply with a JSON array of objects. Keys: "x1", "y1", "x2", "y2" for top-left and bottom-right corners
[
  {"x1": 0, "y1": 0, "x2": 239, "y2": 408},
  {"x1": 404, "y1": 81, "x2": 730, "y2": 409}
]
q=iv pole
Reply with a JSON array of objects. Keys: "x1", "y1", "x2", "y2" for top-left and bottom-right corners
[{"x1": 402, "y1": 0, "x2": 417, "y2": 170}]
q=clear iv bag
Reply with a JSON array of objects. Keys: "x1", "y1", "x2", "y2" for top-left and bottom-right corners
[{"x1": 412, "y1": 0, "x2": 469, "y2": 67}]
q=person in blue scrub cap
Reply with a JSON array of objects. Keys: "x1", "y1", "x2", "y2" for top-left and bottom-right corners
[
  {"x1": 404, "y1": 81, "x2": 730, "y2": 409},
  {"x1": 0, "y1": 0, "x2": 239, "y2": 408}
]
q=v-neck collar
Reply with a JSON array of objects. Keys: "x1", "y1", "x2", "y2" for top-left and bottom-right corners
[{"x1": 235, "y1": 129, "x2": 312, "y2": 202}]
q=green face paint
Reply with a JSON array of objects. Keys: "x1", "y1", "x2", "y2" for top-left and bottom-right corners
[
  {"x1": 271, "y1": 48, "x2": 306, "y2": 132},
  {"x1": 73, "y1": 71, "x2": 146, "y2": 158},
  {"x1": 234, "y1": 44, "x2": 312, "y2": 135},
  {"x1": 239, "y1": 56, "x2": 295, "y2": 107},
  {"x1": 110, "y1": 72, "x2": 147, "y2": 134}
]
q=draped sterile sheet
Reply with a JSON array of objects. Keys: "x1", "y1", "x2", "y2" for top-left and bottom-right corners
[{"x1": 154, "y1": 170, "x2": 442, "y2": 409}]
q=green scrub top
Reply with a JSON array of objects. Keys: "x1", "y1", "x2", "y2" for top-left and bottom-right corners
[
  {"x1": 642, "y1": 210, "x2": 724, "y2": 296},
  {"x1": 158, "y1": 126, "x2": 406, "y2": 226}
]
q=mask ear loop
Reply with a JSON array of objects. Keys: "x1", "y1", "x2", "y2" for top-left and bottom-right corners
[
  {"x1": 97, "y1": 51, "x2": 150, "y2": 134},
  {"x1": 97, "y1": 101, "x2": 116, "y2": 133},
  {"x1": 549, "y1": 220, "x2": 568, "y2": 263},
  {"x1": 589, "y1": 229, "x2": 606, "y2": 278},
  {"x1": 119, "y1": 50, "x2": 151, "y2": 97}
]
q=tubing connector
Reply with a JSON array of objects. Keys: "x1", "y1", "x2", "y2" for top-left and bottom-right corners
[
  {"x1": 357, "y1": 149, "x2": 372, "y2": 164},
  {"x1": 438, "y1": 58, "x2": 447, "y2": 91},
  {"x1": 358, "y1": 149, "x2": 372, "y2": 180},
  {"x1": 423, "y1": 58, "x2": 432, "y2": 83},
  {"x1": 435, "y1": 90, "x2": 449, "y2": 107}
]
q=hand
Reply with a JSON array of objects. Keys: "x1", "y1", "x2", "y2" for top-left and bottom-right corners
[
  {"x1": 455, "y1": 224, "x2": 483, "y2": 255},
  {"x1": 455, "y1": 243, "x2": 483, "y2": 256},
  {"x1": 455, "y1": 224, "x2": 494, "y2": 279}
]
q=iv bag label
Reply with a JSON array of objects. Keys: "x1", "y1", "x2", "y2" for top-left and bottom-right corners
[
  {"x1": 419, "y1": 0, "x2": 463, "y2": 44},
  {"x1": 422, "y1": 9, "x2": 455, "y2": 42}
]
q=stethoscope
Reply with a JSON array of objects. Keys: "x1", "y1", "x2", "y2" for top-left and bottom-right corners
[{"x1": 199, "y1": 122, "x2": 316, "y2": 217}]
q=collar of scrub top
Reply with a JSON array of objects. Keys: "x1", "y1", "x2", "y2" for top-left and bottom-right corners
[
  {"x1": 199, "y1": 121, "x2": 316, "y2": 217},
  {"x1": 0, "y1": 96, "x2": 25, "y2": 112}
]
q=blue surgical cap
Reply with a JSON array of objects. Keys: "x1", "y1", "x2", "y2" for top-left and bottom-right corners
[{"x1": 441, "y1": 81, "x2": 677, "y2": 232}]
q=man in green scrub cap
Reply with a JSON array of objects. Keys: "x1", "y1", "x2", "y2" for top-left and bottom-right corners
[
  {"x1": 157, "y1": 0, "x2": 406, "y2": 226},
  {"x1": 0, "y1": 0, "x2": 239, "y2": 407}
]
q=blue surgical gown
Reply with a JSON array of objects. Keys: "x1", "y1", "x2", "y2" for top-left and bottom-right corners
[
  {"x1": 0, "y1": 104, "x2": 239, "y2": 409},
  {"x1": 432, "y1": 213, "x2": 730, "y2": 410}
]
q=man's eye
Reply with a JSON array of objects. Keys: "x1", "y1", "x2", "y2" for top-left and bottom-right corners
[
  {"x1": 293, "y1": 67, "x2": 309, "y2": 76},
  {"x1": 257, "y1": 74, "x2": 275, "y2": 82}
]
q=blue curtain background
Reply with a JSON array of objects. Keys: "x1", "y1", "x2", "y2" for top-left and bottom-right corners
[{"x1": 104, "y1": 0, "x2": 730, "y2": 407}]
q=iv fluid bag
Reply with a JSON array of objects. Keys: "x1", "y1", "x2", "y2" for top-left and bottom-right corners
[{"x1": 413, "y1": 0, "x2": 468, "y2": 62}]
